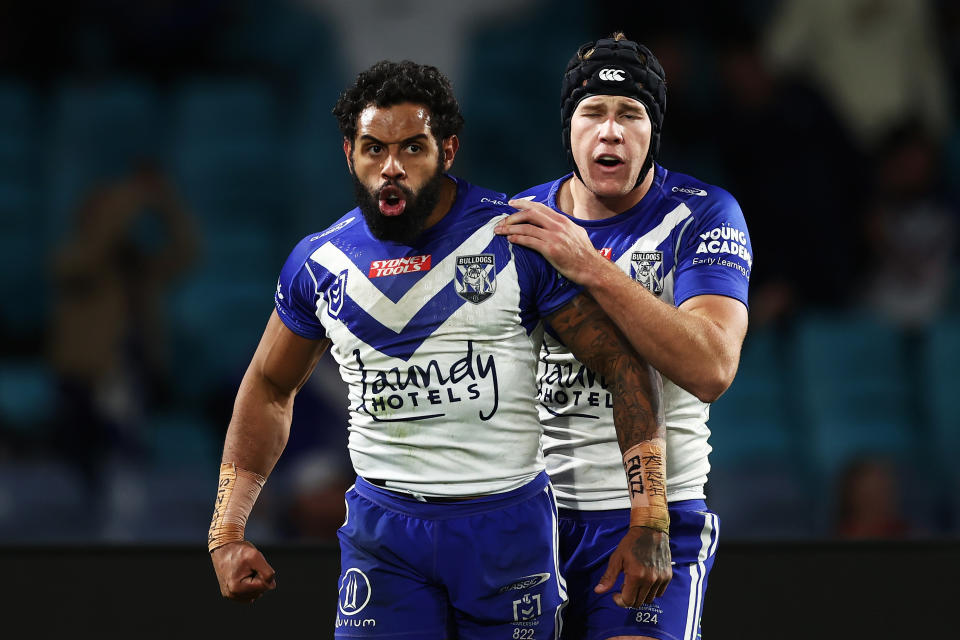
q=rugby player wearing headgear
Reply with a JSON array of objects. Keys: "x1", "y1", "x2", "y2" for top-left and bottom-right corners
[
  {"x1": 496, "y1": 34, "x2": 752, "y2": 640},
  {"x1": 208, "y1": 59, "x2": 670, "y2": 638}
]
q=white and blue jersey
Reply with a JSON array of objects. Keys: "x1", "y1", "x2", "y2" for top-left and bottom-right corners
[
  {"x1": 515, "y1": 165, "x2": 747, "y2": 640},
  {"x1": 275, "y1": 176, "x2": 580, "y2": 498},
  {"x1": 514, "y1": 165, "x2": 752, "y2": 509}
]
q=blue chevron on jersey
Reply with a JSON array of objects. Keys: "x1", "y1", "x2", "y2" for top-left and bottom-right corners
[{"x1": 274, "y1": 175, "x2": 581, "y2": 497}]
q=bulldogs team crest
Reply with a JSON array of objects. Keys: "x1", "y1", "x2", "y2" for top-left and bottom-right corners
[
  {"x1": 455, "y1": 254, "x2": 496, "y2": 304},
  {"x1": 631, "y1": 251, "x2": 664, "y2": 295}
]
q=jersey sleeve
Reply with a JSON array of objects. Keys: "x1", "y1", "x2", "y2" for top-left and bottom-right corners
[
  {"x1": 673, "y1": 189, "x2": 752, "y2": 308},
  {"x1": 514, "y1": 243, "x2": 582, "y2": 320},
  {"x1": 274, "y1": 235, "x2": 327, "y2": 340}
]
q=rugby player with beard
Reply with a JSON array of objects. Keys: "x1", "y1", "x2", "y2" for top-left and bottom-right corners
[{"x1": 207, "y1": 59, "x2": 670, "y2": 638}]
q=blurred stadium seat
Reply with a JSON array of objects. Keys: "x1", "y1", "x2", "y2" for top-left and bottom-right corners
[
  {"x1": 793, "y1": 313, "x2": 917, "y2": 480},
  {"x1": 169, "y1": 275, "x2": 273, "y2": 398},
  {"x1": 288, "y1": 84, "x2": 357, "y2": 235},
  {"x1": 922, "y1": 319, "x2": 960, "y2": 476},
  {"x1": 0, "y1": 459, "x2": 95, "y2": 541},
  {"x1": 458, "y1": 1, "x2": 589, "y2": 192},
  {"x1": 147, "y1": 408, "x2": 219, "y2": 470},
  {"x1": 707, "y1": 325, "x2": 817, "y2": 537},
  {"x1": 0, "y1": 360, "x2": 56, "y2": 436},
  {"x1": 170, "y1": 78, "x2": 291, "y2": 268},
  {"x1": 0, "y1": 82, "x2": 45, "y2": 338},
  {"x1": 709, "y1": 326, "x2": 800, "y2": 466},
  {"x1": 46, "y1": 78, "x2": 162, "y2": 236}
]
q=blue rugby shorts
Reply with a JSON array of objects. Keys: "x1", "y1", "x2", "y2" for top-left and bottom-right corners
[
  {"x1": 557, "y1": 500, "x2": 719, "y2": 640},
  {"x1": 334, "y1": 472, "x2": 567, "y2": 638}
]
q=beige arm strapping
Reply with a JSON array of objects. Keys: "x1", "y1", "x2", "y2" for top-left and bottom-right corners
[
  {"x1": 208, "y1": 462, "x2": 267, "y2": 553},
  {"x1": 623, "y1": 439, "x2": 670, "y2": 533}
]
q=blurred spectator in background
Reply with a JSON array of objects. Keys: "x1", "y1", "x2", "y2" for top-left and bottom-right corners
[
  {"x1": 861, "y1": 120, "x2": 957, "y2": 327},
  {"x1": 713, "y1": 22, "x2": 867, "y2": 327},
  {"x1": 764, "y1": 0, "x2": 952, "y2": 153},
  {"x1": 47, "y1": 160, "x2": 200, "y2": 489},
  {"x1": 833, "y1": 457, "x2": 913, "y2": 539},
  {"x1": 279, "y1": 450, "x2": 353, "y2": 541}
]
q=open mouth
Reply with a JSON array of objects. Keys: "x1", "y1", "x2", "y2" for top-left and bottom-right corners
[
  {"x1": 595, "y1": 154, "x2": 624, "y2": 168},
  {"x1": 378, "y1": 185, "x2": 407, "y2": 216}
]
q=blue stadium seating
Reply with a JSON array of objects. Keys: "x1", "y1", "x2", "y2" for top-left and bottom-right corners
[
  {"x1": 0, "y1": 360, "x2": 56, "y2": 435},
  {"x1": 46, "y1": 78, "x2": 162, "y2": 237},
  {"x1": 793, "y1": 313, "x2": 916, "y2": 479},
  {"x1": 709, "y1": 326, "x2": 801, "y2": 467},
  {"x1": 458, "y1": 3, "x2": 590, "y2": 193},
  {"x1": 288, "y1": 84, "x2": 357, "y2": 234},
  {"x1": 0, "y1": 459, "x2": 95, "y2": 541},
  {"x1": 170, "y1": 78, "x2": 291, "y2": 234},
  {"x1": 0, "y1": 83, "x2": 45, "y2": 336},
  {"x1": 922, "y1": 319, "x2": 960, "y2": 476}
]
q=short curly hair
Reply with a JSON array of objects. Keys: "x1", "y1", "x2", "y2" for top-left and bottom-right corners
[{"x1": 333, "y1": 60, "x2": 465, "y2": 145}]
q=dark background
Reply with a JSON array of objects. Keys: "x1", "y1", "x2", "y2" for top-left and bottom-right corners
[
  {"x1": 0, "y1": 0, "x2": 958, "y2": 550},
  {"x1": 5, "y1": 543, "x2": 956, "y2": 637}
]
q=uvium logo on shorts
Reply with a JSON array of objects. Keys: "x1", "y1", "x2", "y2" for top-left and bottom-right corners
[
  {"x1": 455, "y1": 254, "x2": 496, "y2": 304},
  {"x1": 338, "y1": 568, "x2": 372, "y2": 615}
]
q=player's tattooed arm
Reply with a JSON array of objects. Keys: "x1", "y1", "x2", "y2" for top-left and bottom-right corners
[
  {"x1": 548, "y1": 292, "x2": 672, "y2": 607},
  {"x1": 547, "y1": 292, "x2": 664, "y2": 449}
]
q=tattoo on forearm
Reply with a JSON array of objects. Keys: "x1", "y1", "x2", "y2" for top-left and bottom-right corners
[
  {"x1": 548, "y1": 293, "x2": 663, "y2": 451},
  {"x1": 624, "y1": 452, "x2": 666, "y2": 500}
]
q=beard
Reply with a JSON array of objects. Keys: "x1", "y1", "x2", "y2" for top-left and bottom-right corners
[{"x1": 351, "y1": 160, "x2": 447, "y2": 245}]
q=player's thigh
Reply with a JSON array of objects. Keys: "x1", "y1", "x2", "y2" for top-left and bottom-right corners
[
  {"x1": 559, "y1": 504, "x2": 719, "y2": 640},
  {"x1": 443, "y1": 477, "x2": 566, "y2": 639},
  {"x1": 334, "y1": 486, "x2": 448, "y2": 637}
]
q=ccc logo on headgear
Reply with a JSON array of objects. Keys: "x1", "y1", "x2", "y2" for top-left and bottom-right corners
[{"x1": 598, "y1": 68, "x2": 626, "y2": 82}]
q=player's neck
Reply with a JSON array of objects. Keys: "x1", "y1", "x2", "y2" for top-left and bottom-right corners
[
  {"x1": 421, "y1": 175, "x2": 459, "y2": 231},
  {"x1": 558, "y1": 170, "x2": 654, "y2": 221}
]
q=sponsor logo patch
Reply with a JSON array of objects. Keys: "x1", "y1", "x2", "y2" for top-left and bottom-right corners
[
  {"x1": 338, "y1": 568, "x2": 371, "y2": 616},
  {"x1": 499, "y1": 573, "x2": 551, "y2": 593},
  {"x1": 455, "y1": 254, "x2": 496, "y2": 304},
  {"x1": 631, "y1": 251, "x2": 664, "y2": 295},
  {"x1": 327, "y1": 269, "x2": 347, "y2": 318},
  {"x1": 513, "y1": 592, "x2": 542, "y2": 623},
  {"x1": 695, "y1": 224, "x2": 752, "y2": 270},
  {"x1": 368, "y1": 254, "x2": 432, "y2": 278},
  {"x1": 599, "y1": 68, "x2": 626, "y2": 82},
  {"x1": 671, "y1": 186, "x2": 708, "y2": 197},
  {"x1": 311, "y1": 217, "x2": 356, "y2": 241}
]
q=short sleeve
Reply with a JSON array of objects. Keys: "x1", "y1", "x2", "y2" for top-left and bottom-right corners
[
  {"x1": 514, "y1": 243, "x2": 582, "y2": 320},
  {"x1": 673, "y1": 189, "x2": 752, "y2": 309},
  {"x1": 274, "y1": 236, "x2": 327, "y2": 340}
]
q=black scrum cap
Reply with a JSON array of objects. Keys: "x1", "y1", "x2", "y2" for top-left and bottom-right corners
[{"x1": 561, "y1": 36, "x2": 667, "y2": 187}]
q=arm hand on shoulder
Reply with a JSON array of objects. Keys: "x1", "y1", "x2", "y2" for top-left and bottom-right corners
[
  {"x1": 210, "y1": 310, "x2": 330, "y2": 602},
  {"x1": 547, "y1": 293, "x2": 672, "y2": 607},
  {"x1": 498, "y1": 200, "x2": 748, "y2": 402}
]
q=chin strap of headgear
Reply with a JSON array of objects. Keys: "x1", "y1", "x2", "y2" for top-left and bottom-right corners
[{"x1": 561, "y1": 36, "x2": 666, "y2": 188}]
